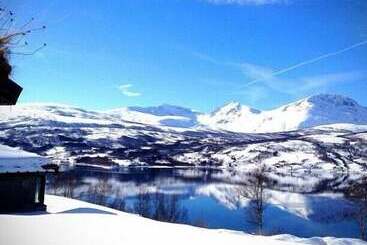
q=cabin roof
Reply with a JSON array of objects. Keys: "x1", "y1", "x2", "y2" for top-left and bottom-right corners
[
  {"x1": 0, "y1": 145, "x2": 48, "y2": 173},
  {"x1": 0, "y1": 79, "x2": 23, "y2": 106}
]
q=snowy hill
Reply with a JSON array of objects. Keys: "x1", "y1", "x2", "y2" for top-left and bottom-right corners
[
  {"x1": 108, "y1": 104, "x2": 199, "y2": 128},
  {"x1": 300, "y1": 94, "x2": 367, "y2": 128},
  {"x1": 0, "y1": 103, "x2": 117, "y2": 125},
  {"x1": 199, "y1": 94, "x2": 367, "y2": 133}
]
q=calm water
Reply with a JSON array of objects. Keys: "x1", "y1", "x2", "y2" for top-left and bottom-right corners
[{"x1": 46, "y1": 166, "x2": 360, "y2": 238}]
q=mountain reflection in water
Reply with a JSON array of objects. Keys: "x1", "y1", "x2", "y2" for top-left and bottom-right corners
[{"x1": 46, "y1": 166, "x2": 360, "y2": 238}]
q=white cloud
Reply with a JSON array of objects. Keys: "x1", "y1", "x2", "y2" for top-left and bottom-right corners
[
  {"x1": 192, "y1": 50, "x2": 367, "y2": 108},
  {"x1": 202, "y1": 0, "x2": 288, "y2": 5},
  {"x1": 193, "y1": 51, "x2": 366, "y2": 97},
  {"x1": 118, "y1": 84, "x2": 141, "y2": 97},
  {"x1": 194, "y1": 40, "x2": 367, "y2": 92},
  {"x1": 239, "y1": 62, "x2": 366, "y2": 95},
  {"x1": 243, "y1": 40, "x2": 367, "y2": 87},
  {"x1": 231, "y1": 67, "x2": 366, "y2": 106}
]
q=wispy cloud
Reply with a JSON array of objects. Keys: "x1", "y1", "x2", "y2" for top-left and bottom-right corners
[
  {"x1": 202, "y1": 0, "x2": 288, "y2": 5},
  {"x1": 243, "y1": 40, "x2": 367, "y2": 87},
  {"x1": 193, "y1": 38, "x2": 367, "y2": 95},
  {"x1": 234, "y1": 68, "x2": 366, "y2": 105},
  {"x1": 193, "y1": 50, "x2": 367, "y2": 103},
  {"x1": 192, "y1": 52, "x2": 223, "y2": 65},
  {"x1": 118, "y1": 84, "x2": 141, "y2": 97},
  {"x1": 240, "y1": 62, "x2": 366, "y2": 95}
]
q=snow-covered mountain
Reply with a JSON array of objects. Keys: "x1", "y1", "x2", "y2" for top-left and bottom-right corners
[
  {"x1": 198, "y1": 94, "x2": 367, "y2": 133},
  {"x1": 106, "y1": 94, "x2": 367, "y2": 132},
  {"x1": 1, "y1": 94, "x2": 366, "y2": 133},
  {"x1": 1, "y1": 95, "x2": 367, "y2": 191}
]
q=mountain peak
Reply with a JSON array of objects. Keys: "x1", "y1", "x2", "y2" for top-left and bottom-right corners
[
  {"x1": 215, "y1": 101, "x2": 241, "y2": 113},
  {"x1": 306, "y1": 94, "x2": 359, "y2": 107},
  {"x1": 213, "y1": 101, "x2": 260, "y2": 116}
]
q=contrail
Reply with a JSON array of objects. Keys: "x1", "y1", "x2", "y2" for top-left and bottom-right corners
[{"x1": 243, "y1": 40, "x2": 367, "y2": 87}]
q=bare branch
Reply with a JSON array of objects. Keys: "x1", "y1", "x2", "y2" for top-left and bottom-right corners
[
  {"x1": 0, "y1": 4, "x2": 47, "y2": 82},
  {"x1": 237, "y1": 165, "x2": 270, "y2": 235}
]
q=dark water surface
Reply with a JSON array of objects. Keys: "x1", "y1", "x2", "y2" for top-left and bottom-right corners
[{"x1": 46, "y1": 166, "x2": 360, "y2": 238}]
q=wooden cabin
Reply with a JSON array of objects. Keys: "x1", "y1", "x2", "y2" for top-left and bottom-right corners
[
  {"x1": 0, "y1": 172, "x2": 46, "y2": 212},
  {"x1": 0, "y1": 77, "x2": 51, "y2": 212}
]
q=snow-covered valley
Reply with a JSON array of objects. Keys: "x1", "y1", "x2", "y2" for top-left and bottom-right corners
[
  {"x1": 1, "y1": 94, "x2": 367, "y2": 243},
  {"x1": 0, "y1": 94, "x2": 367, "y2": 191}
]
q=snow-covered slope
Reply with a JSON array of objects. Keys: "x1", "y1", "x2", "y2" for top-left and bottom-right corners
[
  {"x1": 0, "y1": 103, "x2": 117, "y2": 125},
  {"x1": 108, "y1": 104, "x2": 199, "y2": 128},
  {"x1": 198, "y1": 94, "x2": 367, "y2": 133},
  {"x1": 0, "y1": 103, "x2": 199, "y2": 129},
  {"x1": 0, "y1": 194, "x2": 363, "y2": 245},
  {"x1": 0, "y1": 144, "x2": 40, "y2": 159},
  {"x1": 0, "y1": 144, "x2": 47, "y2": 173},
  {"x1": 300, "y1": 94, "x2": 367, "y2": 127}
]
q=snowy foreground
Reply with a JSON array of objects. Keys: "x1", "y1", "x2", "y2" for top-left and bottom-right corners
[{"x1": 0, "y1": 195, "x2": 364, "y2": 245}]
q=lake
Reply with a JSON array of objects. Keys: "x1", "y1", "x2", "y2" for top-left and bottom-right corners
[{"x1": 46, "y1": 166, "x2": 360, "y2": 238}]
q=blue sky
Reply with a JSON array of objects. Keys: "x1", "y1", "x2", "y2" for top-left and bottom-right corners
[{"x1": 7, "y1": 0, "x2": 367, "y2": 112}]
